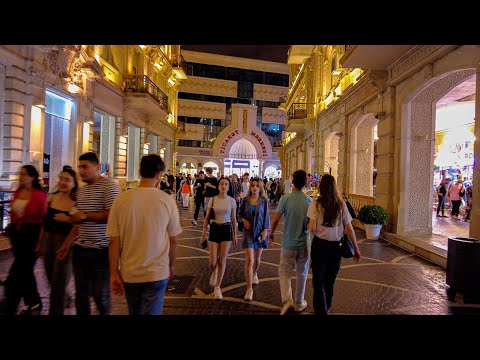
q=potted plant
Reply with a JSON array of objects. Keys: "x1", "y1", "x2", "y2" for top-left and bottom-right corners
[{"x1": 358, "y1": 205, "x2": 388, "y2": 240}]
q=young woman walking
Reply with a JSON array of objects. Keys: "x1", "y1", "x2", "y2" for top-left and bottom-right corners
[
  {"x1": 238, "y1": 178, "x2": 270, "y2": 301},
  {"x1": 200, "y1": 177, "x2": 237, "y2": 300}
]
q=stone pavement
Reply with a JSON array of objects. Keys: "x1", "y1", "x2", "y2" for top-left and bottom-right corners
[{"x1": 1, "y1": 199, "x2": 479, "y2": 315}]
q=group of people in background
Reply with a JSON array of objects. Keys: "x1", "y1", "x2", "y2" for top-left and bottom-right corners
[{"x1": 435, "y1": 178, "x2": 473, "y2": 221}]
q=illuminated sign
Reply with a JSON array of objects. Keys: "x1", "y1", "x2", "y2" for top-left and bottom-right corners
[
  {"x1": 232, "y1": 160, "x2": 250, "y2": 168},
  {"x1": 250, "y1": 131, "x2": 268, "y2": 157}
]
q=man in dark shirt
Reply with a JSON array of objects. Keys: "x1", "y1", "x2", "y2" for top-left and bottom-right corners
[
  {"x1": 192, "y1": 171, "x2": 206, "y2": 225},
  {"x1": 203, "y1": 167, "x2": 218, "y2": 215},
  {"x1": 436, "y1": 179, "x2": 448, "y2": 217},
  {"x1": 166, "y1": 170, "x2": 175, "y2": 192}
]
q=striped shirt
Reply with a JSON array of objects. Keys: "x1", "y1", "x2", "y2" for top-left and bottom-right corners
[
  {"x1": 229, "y1": 181, "x2": 243, "y2": 200},
  {"x1": 75, "y1": 177, "x2": 120, "y2": 249}
]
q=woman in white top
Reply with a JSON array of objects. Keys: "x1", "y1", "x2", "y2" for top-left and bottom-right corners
[
  {"x1": 201, "y1": 177, "x2": 238, "y2": 300},
  {"x1": 307, "y1": 174, "x2": 361, "y2": 315}
]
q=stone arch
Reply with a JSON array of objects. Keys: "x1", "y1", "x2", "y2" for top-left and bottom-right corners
[
  {"x1": 324, "y1": 131, "x2": 341, "y2": 179},
  {"x1": 349, "y1": 113, "x2": 378, "y2": 196},
  {"x1": 398, "y1": 68, "x2": 476, "y2": 234},
  {"x1": 212, "y1": 124, "x2": 272, "y2": 160},
  {"x1": 202, "y1": 159, "x2": 222, "y2": 172},
  {"x1": 177, "y1": 156, "x2": 198, "y2": 168}
]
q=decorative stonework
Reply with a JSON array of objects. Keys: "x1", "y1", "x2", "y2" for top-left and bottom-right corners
[
  {"x1": 253, "y1": 83, "x2": 288, "y2": 102},
  {"x1": 179, "y1": 76, "x2": 237, "y2": 97},
  {"x1": 178, "y1": 99, "x2": 226, "y2": 119},
  {"x1": 366, "y1": 70, "x2": 388, "y2": 93},
  {"x1": 261, "y1": 107, "x2": 286, "y2": 124},
  {"x1": 183, "y1": 123, "x2": 204, "y2": 141},
  {"x1": 28, "y1": 67, "x2": 46, "y2": 86},
  {"x1": 423, "y1": 63, "x2": 433, "y2": 80},
  {"x1": 391, "y1": 45, "x2": 441, "y2": 79},
  {"x1": 407, "y1": 69, "x2": 475, "y2": 230},
  {"x1": 354, "y1": 119, "x2": 376, "y2": 196}
]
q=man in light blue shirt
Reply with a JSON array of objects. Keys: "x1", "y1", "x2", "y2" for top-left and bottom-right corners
[{"x1": 269, "y1": 170, "x2": 312, "y2": 315}]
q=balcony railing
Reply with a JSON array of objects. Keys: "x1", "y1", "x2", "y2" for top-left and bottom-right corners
[
  {"x1": 287, "y1": 103, "x2": 315, "y2": 121},
  {"x1": 124, "y1": 75, "x2": 168, "y2": 111},
  {"x1": 347, "y1": 194, "x2": 375, "y2": 217}
]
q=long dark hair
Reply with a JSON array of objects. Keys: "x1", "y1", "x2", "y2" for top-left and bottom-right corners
[
  {"x1": 21, "y1": 165, "x2": 43, "y2": 191},
  {"x1": 316, "y1": 174, "x2": 344, "y2": 227},
  {"x1": 53, "y1": 165, "x2": 79, "y2": 201}
]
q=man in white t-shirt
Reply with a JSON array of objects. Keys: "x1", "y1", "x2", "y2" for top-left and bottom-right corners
[{"x1": 107, "y1": 154, "x2": 182, "y2": 315}]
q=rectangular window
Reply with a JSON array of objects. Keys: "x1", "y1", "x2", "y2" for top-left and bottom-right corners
[
  {"x1": 45, "y1": 91, "x2": 73, "y2": 120},
  {"x1": 93, "y1": 109, "x2": 116, "y2": 177}
]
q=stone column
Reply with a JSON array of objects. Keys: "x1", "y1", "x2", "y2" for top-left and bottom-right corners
[
  {"x1": 0, "y1": 65, "x2": 27, "y2": 190},
  {"x1": 376, "y1": 88, "x2": 396, "y2": 232},
  {"x1": 470, "y1": 64, "x2": 480, "y2": 239}
]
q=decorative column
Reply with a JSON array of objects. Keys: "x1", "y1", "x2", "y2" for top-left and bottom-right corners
[
  {"x1": 470, "y1": 63, "x2": 480, "y2": 239},
  {"x1": 376, "y1": 87, "x2": 396, "y2": 232}
]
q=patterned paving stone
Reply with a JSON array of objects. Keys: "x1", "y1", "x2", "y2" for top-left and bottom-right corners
[{"x1": 1, "y1": 202, "x2": 479, "y2": 315}]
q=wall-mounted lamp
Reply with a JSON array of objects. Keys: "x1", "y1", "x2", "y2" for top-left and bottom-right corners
[
  {"x1": 33, "y1": 91, "x2": 46, "y2": 109},
  {"x1": 86, "y1": 119, "x2": 94, "y2": 125}
]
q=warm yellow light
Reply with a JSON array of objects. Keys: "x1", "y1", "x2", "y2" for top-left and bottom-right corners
[
  {"x1": 120, "y1": 135, "x2": 128, "y2": 143},
  {"x1": 94, "y1": 53, "x2": 100, "y2": 63},
  {"x1": 154, "y1": 62, "x2": 163, "y2": 71},
  {"x1": 82, "y1": 123, "x2": 90, "y2": 153},
  {"x1": 168, "y1": 77, "x2": 176, "y2": 86},
  {"x1": 332, "y1": 69, "x2": 342, "y2": 76},
  {"x1": 335, "y1": 83, "x2": 342, "y2": 97},
  {"x1": 139, "y1": 45, "x2": 146, "y2": 50},
  {"x1": 288, "y1": 64, "x2": 304, "y2": 94},
  {"x1": 325, "y1": 92, "x2": 334, "y2": 106},
  {"x1": 86, "y1": 119, "x2": 94, "y2": 125},
  {"x1": 30, "y1": 106, "x2": 42, "y2": 152}
]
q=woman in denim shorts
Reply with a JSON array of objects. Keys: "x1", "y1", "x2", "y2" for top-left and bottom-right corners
[
  {"x1": 238, "y1": 178, "x2": 270, "y2": 301},
  {"x1": 201, "y1": 177, "x2": 237, "y2": 300}
]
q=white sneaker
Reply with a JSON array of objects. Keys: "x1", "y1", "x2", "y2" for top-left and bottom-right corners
[
  {"x1": 214, "y1": 287, "x2": 223, "y2": 300},
  {"x1": 280, "y1": 299, "x2": 293, "y2": 315},
  {"x1": 294, "y1": 300, "x2": 308, "y2": 312},
  {"x1": 209, "y1": 268, "x2": 217, "y2": 287},
  {"x1": 244, "y1": 287, "x2": 253, "y2": 301},
  {"x1": 252, "y1": 273, "x2": 259, "y2": 285},
  {"x1": 191, "y1": 219, "x2": 197, "y2": 226}
]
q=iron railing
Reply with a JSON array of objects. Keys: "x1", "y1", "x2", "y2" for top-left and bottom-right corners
[
  {"x1": 287, "y1": 103, "x2": 315, "y2": 121},
  {"x1": 124, "y1": 75, "x2": 168, "y2": 112}
]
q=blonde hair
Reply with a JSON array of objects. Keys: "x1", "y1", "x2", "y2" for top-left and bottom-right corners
[{"x1": 246, "y1": 178, "x2": 268, "y2": 200}]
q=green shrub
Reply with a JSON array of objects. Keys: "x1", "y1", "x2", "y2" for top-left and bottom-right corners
[{"x1": 358, "y1": 205, "x2": 388, "y2": 225}]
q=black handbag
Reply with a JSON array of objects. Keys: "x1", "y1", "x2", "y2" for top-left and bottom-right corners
[{"x1": 339, "y1": 207, "x2": 355, "y2": 258}]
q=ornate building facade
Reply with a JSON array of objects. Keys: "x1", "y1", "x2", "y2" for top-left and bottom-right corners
[
  {"x1": 281, "y1": 45, "x2": 480, "y2": 239},
  {"x1": 176, "y1": 50, "x2": 288, "y2": 178},
  {"x1": 0, "y1": 45, "x2": 186, "y2": 191}
]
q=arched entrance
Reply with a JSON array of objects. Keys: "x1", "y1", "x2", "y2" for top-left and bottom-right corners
[
  {"x1": 224, "y1": 138, "x2": 259, "y2": 177},
  {"x1": 349, "y1": 113, "x2": 378, "y2": 196},
  {"x1": 203, "y1": 160, "x2": 221, "y2": 173},
  {"x1": 398, "y1": 69, "x2": 476, "y2": 235}
]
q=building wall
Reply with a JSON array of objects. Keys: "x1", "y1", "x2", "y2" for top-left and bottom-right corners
[
  {"x1": 176, "y1": 51, "x2": 288, "y2": 177},
  {"x1": 0, "y1": 45, "x2": 183, "y2": 191},
  {"x1": 281, "y1": 44, "x2": 480, "y2": 238}
]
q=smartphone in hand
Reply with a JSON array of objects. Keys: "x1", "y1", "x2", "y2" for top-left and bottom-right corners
[{"x1": 201, "y1": 239, "x2": 208, "y2": 249}]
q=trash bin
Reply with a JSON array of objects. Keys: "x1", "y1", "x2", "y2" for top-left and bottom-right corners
[{"x1": 446, "y1": 237, "x2": 480, "y2": 302}]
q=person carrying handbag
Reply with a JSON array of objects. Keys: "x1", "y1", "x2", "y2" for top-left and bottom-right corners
[{"x1": 307, "y1": 174, "x2": 361, "y2": 315}]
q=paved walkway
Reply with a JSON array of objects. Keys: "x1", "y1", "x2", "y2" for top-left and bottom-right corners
[{"x1": 1, "y1": 200, "x2": 479, "y2": 315}]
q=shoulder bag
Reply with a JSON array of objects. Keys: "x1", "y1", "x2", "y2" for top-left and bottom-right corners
[{"x1": 340, "y1": 206, "x2": 355, "y2": 258}]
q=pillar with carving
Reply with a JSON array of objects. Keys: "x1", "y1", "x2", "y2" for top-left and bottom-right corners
[{"x1": 470, "y1": 63, "x2": 480, "y2": 239}]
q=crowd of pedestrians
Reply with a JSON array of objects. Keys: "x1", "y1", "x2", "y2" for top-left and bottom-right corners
[{"x1": 2, "y1": 154, "x2": 365, "y2": 316}]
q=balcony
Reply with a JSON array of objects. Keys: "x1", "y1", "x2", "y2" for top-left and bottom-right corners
[
  {"x1": 286, "y1": 103, "x2": 314, "y2": 133},
  {"x1": 124, "y1": 75, "x2": 169, "y2": 119},
  {"x1": 340, "y1": 45, "x2": 414, "y2": 70}
]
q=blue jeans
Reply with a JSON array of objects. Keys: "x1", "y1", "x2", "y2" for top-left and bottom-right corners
[
  {"x1": 123, "y1": 279, "x2": 170, "y2": 315},
  {"x1": 73, "y1": 245, "x2": 111, "y2": 315}
]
